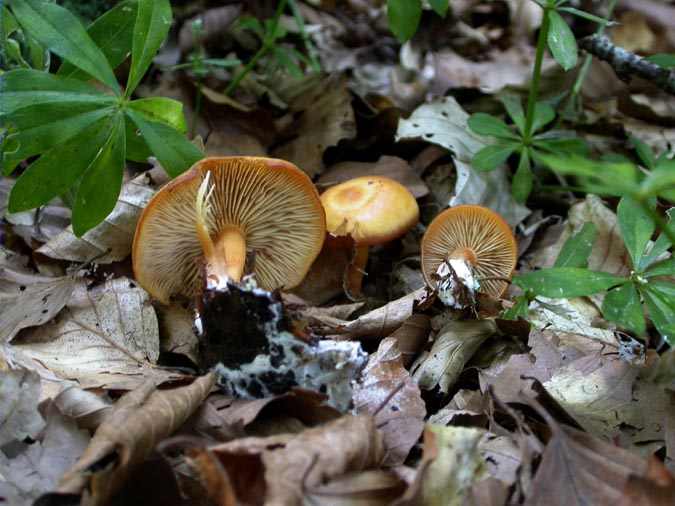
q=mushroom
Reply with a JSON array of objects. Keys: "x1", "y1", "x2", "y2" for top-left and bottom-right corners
[
  {"x1": 420, "y1": 205, "x2": 517, "y2": 306},
  {"x1": 320, "y1": 175, "x2": 419, "y2": 297},
  {"x1": 133, "y1": 157, "x2": 326, "y2": 303}
]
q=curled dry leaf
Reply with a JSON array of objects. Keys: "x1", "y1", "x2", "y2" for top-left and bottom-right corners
[
  {"x1": 304, "y1": 469, "x2": 407, "y2": 506},
  {"x1": 0, "y1": 265, "x2": 77, "y2": 343},
  {"x1": 387, "y1": 314, "x2": 431, "y2": 367},
  {"x1": 12, "y1": 277, "x2": 179, "y2": 390},
  {"x1": 353, "y1": 337, "x2": 426, "y2": 466},
  {"x1": 37, "y1": 169, "x2": 168, "y2": 264},
  {"x1": 56, "y1": 373, "x2": 216, "y2": 506},
  {"x1": 155, "y1": 301, "x2": 200, "y2": 364},
  {"x1": 412, "y1": 320, "x2": 497, "y2": 393},
  {"x1": 0, "y1": 403, "x2": 90, "y2": 505},
  {"x1": 317, "y1": 156, "x2": 429, "y2": 198},
  {"x1": 0, "y1": 368, "x2": 45, "y2": 446},
  {"x1": 200, "y1": 414, "x2": 385, "y2": 505},
  {"x1": 272, "y1": 75, "x2": 357, "y2": 178},
  {"x1": 316, "y1": 287, "x2": 427, "y2": 340},
  {"x1": 53, "y1": 386, "x2": 112, "y2": 431}
]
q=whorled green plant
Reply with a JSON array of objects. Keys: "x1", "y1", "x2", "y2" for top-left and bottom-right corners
[{"x1": 1, "y1": 0, "x2": 203, "y2": 236}]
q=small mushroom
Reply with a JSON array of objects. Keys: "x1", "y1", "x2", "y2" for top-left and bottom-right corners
[
  {"x1": 421, "y1": 205, "x2": 517, "y2": 305},
  {"x1": 133, "y1": 157, "x2": 326, "y2": 303},
  {"x1": 320, "y1": 175, "x2": 419, "y2": 297}
]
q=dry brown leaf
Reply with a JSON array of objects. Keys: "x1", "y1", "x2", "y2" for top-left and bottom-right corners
[
  {"x1": 178, "y1": 5, "x2": 242, "y2": 53},
  {"x1": 0, "y1": 267, "x2": 77, "y2": 343},
  {"x1": 387, "y1": 314, "x2": 431, "y2": 367},
  {"x1": 304, "y1": 469, "x2": 407, "y2": 505},
  {"x1": 316, "y1": 288, "x2": 427, "y2": 340},
  {"x1": 272, "y1": 75, "x2": 357, "y2": 177},
  {"x1": 412, "y1": 320, "x2": 497, "y2": 393},
  {"x1": 262, "y1": 415, "x2": 385, "y2": 506},
  {"x1": 354, "y1": 337, "x2": 426, "y2": 466},
  {"x1": 36, "y1": 169, "x2": 167, "y2": 264},
  {"x1": 429, "y1": 389, "x2": 489, "y2": 427},
  {"x1": 524, "y1": 422, "x2": 647, "y2": 505},
  {"x1": 0, "y1": 402, "x2": 90, "y2": 505},
  {"x1": 317, "y1": 156, "x2": 429, "y2": 198},
  {"x1": 0, "y1": 368, "x2": 45, "y2": 445},
  {"x1": 12, "y1": 277, "x2": 180, "y2": 390},
  {"x1": 618, "y1": 457, "x2": 675, "y2": 506},
  {"x1": 57, "y1": 373, "x2": 215, "y2": 506},
  {"x1": 156, "y1": 301, "x2": 200, "y2": 364},
  {"x1": 465, "y1": 477, "x2": 510, "y2": 506},
  {"x1": 52, "y1": 386, "x2": 112, "y2": 431},
  {"x1": 610, "y1": 11, "x2": 656, "y2": 52}
]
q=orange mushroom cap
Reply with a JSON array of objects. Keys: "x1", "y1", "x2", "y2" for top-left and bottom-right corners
[
  {"x1": 320, "y1": 176, "x2": 419, "y2": 245},
  {"x1": 421, "y1": 205, "x2": 517, "y2": 297},
  {"x1": 132, "y1": 157, "x2": 326, "y2": 303}
]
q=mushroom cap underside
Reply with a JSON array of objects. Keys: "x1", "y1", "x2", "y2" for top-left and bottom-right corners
[
  {"x1": 421, "y1": 205, "x2": 517, "y2": 297},
  {"x1": 320, "y1": 176, "x2": 419, "y2": 245},
  {"x1": 133, "y1": 157, "x2": 326, "y2": 302}
]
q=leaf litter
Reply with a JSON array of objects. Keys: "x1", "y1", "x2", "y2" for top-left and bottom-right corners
[{"x1": 2, "y1": 0, "x2": 675, "y2": 504}]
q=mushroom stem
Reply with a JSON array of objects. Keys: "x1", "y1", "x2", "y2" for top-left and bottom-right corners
[
  {"x1": 345, "y1": 244, "x2": 369, "y2": 299},
  {"x1": 213, "y1": 226, "x2": 247, "y2": 283},
  {"x1": 449, "y1": 247, "x2": 478, "y2": 266}
]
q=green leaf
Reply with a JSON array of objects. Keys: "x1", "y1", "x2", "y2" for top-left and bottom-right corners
[
  {"x1": 126, "y1": 109, "x2": 202, "y2": 177},
  {"x1": 512, "y1": 148, "x2": 532, "y2": 203},
  {"x1": 554, "y1": 222, "x2": 597, "y2": 268},
  {"x1": 0, "y1": 69, "x2": 115, "y2": 115},
  {"x1": 638, "y1": 211, "x2": 673, "y2": 271},
  {"x1": 8, "y1": 0, "x2": 119, "y2": 92},
  {"x1": 124, "y1": 114, "x2": 151, "y2": 163},
  {"x1": 644, "y1": 53, "x2": 675, "y2": 69},
  {"x1": 126, "y1": 0, "x2": 172, "y2": 96},
  {"x1": 387, "y1": 0, "x2": 422, "y2": 42},
  {"x1": 639, "y1": 161, "x2": 675, "y2": 201},
  {"x1": 428, "y1": 0, "x2": 449, "y2": 17},
  {"x1": 513, "y1": 267, "x2": 626, "y2": 298},
  {"x1": 273, "y1": 46, "x2": 304, "y2": 78},
  {"x1": 642, "y1": 283, "x2": 675, "y2": 344},
  {"x1": 498, "y1": 94, "x2": 525, "y2": 134},
  {"x1": 644, "y1": 258, "x2": 675, "y2": 278},
  {"x1": 617, "y1": 196, "x2": 654, "y2": 267},
  {"x1": 472, "y1": 142, "x2": 518, "y2": 172},
  {"x1": 602, "y1": 282, "x2": 645, "y2": 336},
  {"x1": 502, "y1": 295, "x2": 531, "y2": 320},
  {"x1": 59, "y1": 0, "x2": 138, "y2": 80},
  {"x1": 532, "y1": 135, "x2": 588, "y2": 156},
  {"x1": 531, "y1": 102, "x2": 555, "y2": 133},
  {"x1": 547, "y1": 10, "x2": 578, "y2": 71},
  {"x1": 128, "y1": 97, "x2": 187, "y2": 133},
  {"x1": 72, "y1": 114, "x2": 126, "y2": 236},
  {"x1": 630, "y1": 135, "x2": 655, "y2": 170},
  {"x1": 558, "y1": 6, "x2": 611, "y2": 25},
  {"x1": 7, "y1": 117, "x2": 113, "y2": 212},
  {"x1": 468, "y1": 113, "x2": 519, "y2": 140},
  {"x1": 3, "y1": 105, "x2": 114, "y2": 174}
]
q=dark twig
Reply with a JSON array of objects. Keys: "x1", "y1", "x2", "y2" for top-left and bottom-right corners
[{"x1": 579, "y1": 35, "x2": 675, "y2": 96}]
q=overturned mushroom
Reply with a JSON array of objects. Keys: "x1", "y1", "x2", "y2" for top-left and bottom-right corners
[
  {"x1": 133, "y1": 157, "x2": 326, "y2": 303},
  {"x1": 320, "y1": 176, "x2": 419, "y2": 298},
  {"x1": 421, "y1": 205, "x2": 517, "y2": 307}
]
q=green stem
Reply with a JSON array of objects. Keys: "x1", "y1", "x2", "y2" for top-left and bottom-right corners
[
  {"x1": 524, "y1": 7, "x2": 551, "y2": 142},
  {"x1": 191, "y1": 79, "x2": 202, "y2": 138},
  {"x1": 570, "y1": 0, "x2": 618, "y2": 98},
  {"x1": 225, "y1": 0, "x2": 288, "y2": 95}
]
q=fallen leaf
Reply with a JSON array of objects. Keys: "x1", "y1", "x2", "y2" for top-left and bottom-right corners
[
  {"x1": 0, "y1": 368, "x2": 45, "y2": 445},
  {"x1": 412, "y1": 320, "x2": 497, "y2": 393},
  {"x1": 610, "y1": 11, "x2": 656, "y2": 52},
  {"x1": 56, "y1": 373, "x2": 215, "y2": 506},
  {"x1": 354, "y1": 337, "x2": 426, "y2": 466},
  {"x1": 12, "y1": 277, "x2": 180, "y2": 390},
  {"x1": 387, "y1": 314, "x2": 431, "y2": 367},
  {"x1": 0, "y1": 402, "x2": 90, "y2": 505},
  {"x1": 543, "y1": 353, "x2": 671, "y2": 447},
  {"x1": 36, "y1": 169, "x2": 168, "y2": 264},
  {"x1": 156, "y1": 302, "x2": 200, "y2": 364},
  {"x1": 53, "y1": 386, "x2": 112, "y2": 431},
  {"x1": 316, "y1": 288, "x2": 427, "y2": 340},
  {"x1": 304, "y1": 469, "x2": 407, "y2": 506},
  {"x1": 479, "y1": 433, "x2": 522, "y2": 485},
  {"x1": 5, "y1": 199, "x2": 71, "y2": 246},
  {"x1": 0, "y1": 266, "x2": 76, "y2": 343},
  {"x1": 272, "y1": 75, "x2": 357, "y2": 177},
  {"x1": 524, "y1": 413, "x2": 648, "y2": 505},
  {"x1": 618, "y1": 456, "x2": 675, "y2": 506},
  {"x1": 317, "y1": 156, "x2": 429, "y2": 198}
]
